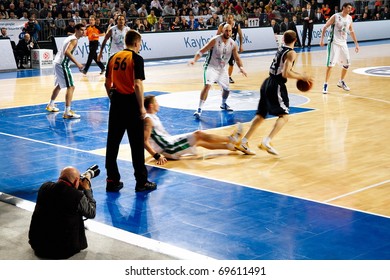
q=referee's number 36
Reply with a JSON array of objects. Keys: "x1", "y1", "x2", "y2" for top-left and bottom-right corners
[{"x1": 113, "y1": 57, "x2": 127, "y2": 71}]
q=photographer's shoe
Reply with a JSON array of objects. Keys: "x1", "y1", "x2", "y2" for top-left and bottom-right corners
[
  {"x1": 106, "y1": 180, "x2": 123, "y2": 192},
  {"x1": 135, "y1": 181, "x2": 157, "y2": 193}
]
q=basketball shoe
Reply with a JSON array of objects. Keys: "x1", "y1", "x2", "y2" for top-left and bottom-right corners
[
  {"x1": 220, "y1": 103, "x2": 233, "y2": 111},
  {"x1": 46, "y1": 104, "x2": 59, "y2": 112},
  {"x1": 63, "y1": 110, "x2": 81, "y2": 119},
  {"x1": 235, "y1": 140, "x2": 256, "y2": 155},
  {"x1": 258, "y1": 139, "x2": 279, "y2": 155},
  {"x1": 193, "y1": 108, "x2": 202, "y2": 119},
  {"x1": 337, "y1": 80, "x2": 350, "y2": 91}
]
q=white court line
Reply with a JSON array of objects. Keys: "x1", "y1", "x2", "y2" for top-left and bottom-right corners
[
  {"x1": 324, "y1": 179, "x2": 390, "y2": 203},
  {"x1": 0, "y1": 131, "x2": 93, "y2": 153}
]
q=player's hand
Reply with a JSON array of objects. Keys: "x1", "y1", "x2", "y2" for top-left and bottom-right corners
[
  {"x1": 156, "y1": 155, "x2": 167, "y2": 165},
  {"x1": 188, "y1": 60, "x2": 195, "y2": 66},
  {"x1": 239, "y1": 67, "x2": 247, "y2": 77}
]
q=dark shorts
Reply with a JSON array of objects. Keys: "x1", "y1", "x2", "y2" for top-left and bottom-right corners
[{"x1": 256, "y1": 76, "x2": 289, "y2": 118}]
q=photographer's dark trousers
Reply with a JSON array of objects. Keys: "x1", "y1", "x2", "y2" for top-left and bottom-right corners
[
  {"x1": 83, "y1": 40, "x2": 105, "y2": 73},
  {"x1": 105, "y1": 92, "x2": 148, "y2": 187}
]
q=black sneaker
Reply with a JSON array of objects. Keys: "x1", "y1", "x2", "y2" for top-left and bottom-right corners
[
  {"x1": 229, "y1": 77, "x2": 234, "y2": 83},
  {"x1": 100, "y1": 69, "x2": 105, "y2": 75},
  {"x1": 106, "y1": 180, "x2": 123, "y2": 192},
  {"x1": 135, "y1": 181, "x2": 157, "y2": 192}
]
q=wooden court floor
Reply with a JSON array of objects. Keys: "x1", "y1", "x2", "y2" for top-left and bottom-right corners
[{"x1": 1, "y1": 40, "x2": 389, "y2": 220}]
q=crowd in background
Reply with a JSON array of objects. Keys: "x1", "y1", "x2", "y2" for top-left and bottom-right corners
[{"x1": 0, "y1": 0, "x2": 389, "y2": 41}]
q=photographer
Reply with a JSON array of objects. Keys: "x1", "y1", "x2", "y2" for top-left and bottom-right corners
[
  {"x1": 23, "y1": 15, "x2": 41, "y2": 41},
  {"x1": 28, "y1": 166, "x2": 98, "y2": 259},
  {"x1": 14, "y1": 33, "x2": 35, "y2": 69}
]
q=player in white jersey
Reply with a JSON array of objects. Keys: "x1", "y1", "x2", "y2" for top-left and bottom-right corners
[
  {"x1": 143, "y1": 95, "x2": 243, "y2": 165},
  {"x1": 97, "y1": 15, "x2": 130, "y2": 63},
  {"x1": 189, "y1": 23, "x2": 247, "y2": 119},
  {"x1": 45, "y1": 23, "x2": 85, "y2": 119},
  {"x1": 320, "y1": 2, "x2": 359, "y2": 94}
]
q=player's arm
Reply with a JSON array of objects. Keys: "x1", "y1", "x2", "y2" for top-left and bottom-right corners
[
  {"x1": 282, "y1": 51, "x2": 312, "y2": 82},
  {"x1": 232, "y1": 44, "x2": 247, "y2": 77},
  {"x1": 98, "y1": 28, "x2": 112, "y2": 61},
  {"x1": 188, "y1": 37, "x2": 216, "y2": 65},
  {"x1": 144, "y1": 117, "x2": 167, "y2": 165},
  {"x1": 320, "y1": 14, "x2": 335, "y2": 46},
  {"x1": 349, "y1": 22, "x2": 359, "y2": 53},
  {"x1": 65, "y1": 39, "x2": 83, "y2": 70},
  {"x1": 237, "y1": 24, "x2": 244, "y2": 53}
]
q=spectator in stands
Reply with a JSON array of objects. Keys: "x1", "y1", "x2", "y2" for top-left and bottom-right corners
[
  {"x1": 162, "y1": 1, "x2": 176, "y2": 18},
  {"x1": 138, "y1": 4, "x2": 148, "y2": 17},
  {"x1": 206, "y1": 15, "x2": 218, "y2": 29},
  {"x1": 7, "y1": 3, "x2": 17, "y2": 17},
  {"x1": 321, "y1": 4, "x2": 331, "y2": 21},
  {"x1": 270, "y1": 19, "x2": 280, "y2": 35},
  {"x1": 64, "y1": 19, "x2": 75, "y2": 35},
  {"x1": 150, "y1": 0, "x2": 163, "y2": 17},
  {"x1": 171, "y1": 16, "x2": 181, "y2": 30},
  {"x1": 55, "y1": 13, "x2": 66, "y2": 36},
  {"x1": 0, "y1": 27, "x2": 10, "y2": 39},
  {"x1": 198, "y1": 16, "x2": 207, "y2": 30},
  {"x1": 381, "y1": 6, "x2": 390, "y2": 20},
  {"x1": 280, "y1": 17, "x2": 289, "y2": 34},
  {"x1": 180, "y1": 16, "x2": 190, "y2": 30},
  {"x1": 28, "y1": 2, "x2": 39, "y2": 18},
  {"x1": 14, "y1": 33, "x2": 35, "y2": 69},
  {"x1": 39, "y1": 2, "x2": 50, "y2": 19},
  {"x1": 188, "y1": 14, "x2": 199, "y2": 30},
  {"x1": 19, "y1": 11, "x2": 29, "y2": 21},
  {"x1": 155, "y1": 16, "x2": 168, "y2": 31},
  {"x1": 0, "y1": 4, "x2": 9, "y2": 19},
  {"x1": 314, "y1": 7, "x2": 325, "y2": 24},
  {"x1": 193, "y1": 1, "x2": 201, "y2": 16},
  {"x1": 72, "y1": 10, "x2": 82, "y2": 24},
  {"x1": 16, "y1": 1, "x2": 28, "y2": 19},
  {"x1": 147, "y1": 10, "x2": 158, "y2": 28},
  {"x1": 127, "y1": 4, "x2": 139, "y2": 18}
]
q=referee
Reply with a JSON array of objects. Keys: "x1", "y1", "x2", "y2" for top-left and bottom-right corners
[{"x1": 104, "y1": 30, "x2": 157, "y2": 193}]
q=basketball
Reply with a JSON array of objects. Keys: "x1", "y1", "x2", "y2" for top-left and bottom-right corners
[{"x1": 296, "y1": 79, "x2": 312, "y2": 92}]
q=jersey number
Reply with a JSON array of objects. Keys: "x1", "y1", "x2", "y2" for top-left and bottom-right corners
[{"x1": 113, "y1": 57, "x2": 127, "y2": 71}]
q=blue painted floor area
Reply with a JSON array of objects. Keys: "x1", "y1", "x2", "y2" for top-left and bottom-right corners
[{"x1": 1, "y1": 94, "x2": 390, "y2": 260}]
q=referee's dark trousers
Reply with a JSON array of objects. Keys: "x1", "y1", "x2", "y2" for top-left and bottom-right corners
[{"x1": 105, "y1": 92, "x2": 148, "y2": 186}]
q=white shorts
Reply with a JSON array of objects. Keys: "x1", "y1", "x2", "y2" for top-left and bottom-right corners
[
  {"x1": 54, "y1": 63, "x2": 75, "y2": 89},
  {"x1": 204, "y1": 66, "x2": 229, "y2": 91},
  {"x1": 158, "y1": 134, "x2": 197, "y2": 160},
  {"x1": 326, "y1": 43, "x2": 350, "y2": 67}
]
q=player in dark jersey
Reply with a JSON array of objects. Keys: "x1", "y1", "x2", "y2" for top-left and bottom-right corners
[
  {"x1": 217, "y1": 13, "x2": 244, "y2": 83},
  {"x1": 104, "y1": 30, "x2": 157, "y2": 193},
  {"x1": 235, "y1": 30, "x2": 313, "y2": 156}
]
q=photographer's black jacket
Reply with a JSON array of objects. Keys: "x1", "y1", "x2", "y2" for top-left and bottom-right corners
[{"x1": 28, "y1": 181, "x2": 96, "y2": 259}]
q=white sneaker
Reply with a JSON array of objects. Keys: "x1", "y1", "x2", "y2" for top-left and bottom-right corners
[
  {"x1": 337, "y1": 80, "x2": 350, "y2": 91},
  {"x1": 46, "y1": 104, "x2": 59, "y2": 112},
  {"x1": 235, "y1": 141, "x2": 256, "y2": 155},
  {"x1": 63, "y1": 110, "x2": 80, "y2": 119},
  {"x1": 258, "y1": 140, "x2": 279, "y2": 155},
  {"x1": 193, "y1": 108, "x2": 202, "y2": 119},
  {"x1": 322, "y1": 83, "x2": 328, "y2": 94}
]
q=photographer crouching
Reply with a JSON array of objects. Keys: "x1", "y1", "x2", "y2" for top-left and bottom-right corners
[{"x1": 28, "y1": 165, "x2": 99, "y2": 259}]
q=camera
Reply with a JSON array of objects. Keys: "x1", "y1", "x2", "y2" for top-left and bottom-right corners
[{"x1": 80, "y1": 164, "x2": 100, "y2": 180}]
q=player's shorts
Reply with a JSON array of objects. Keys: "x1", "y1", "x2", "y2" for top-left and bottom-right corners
[
  {"x1": 204, "y1": 65, "x2": 229, "y2": 91},
  {"x1": 155, "y1": 134, "x2": 197, "y2": 160},
  {"x1": 54, "y1": 63, "x2": 74, "y2": 89},
  {"x1": 256, "y1": 76, "x2": 289, "y2": 118},
  {"x1": 326, "y1": 43, "x2": 350, "y2": 67},
  {"x1": 228, "y1": 54, "x2": 235, "y2": 66}
]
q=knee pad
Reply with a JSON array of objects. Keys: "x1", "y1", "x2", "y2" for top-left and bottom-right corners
[{"x1": 342, "y1": 65, "x2": 349, "y2": 70}]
